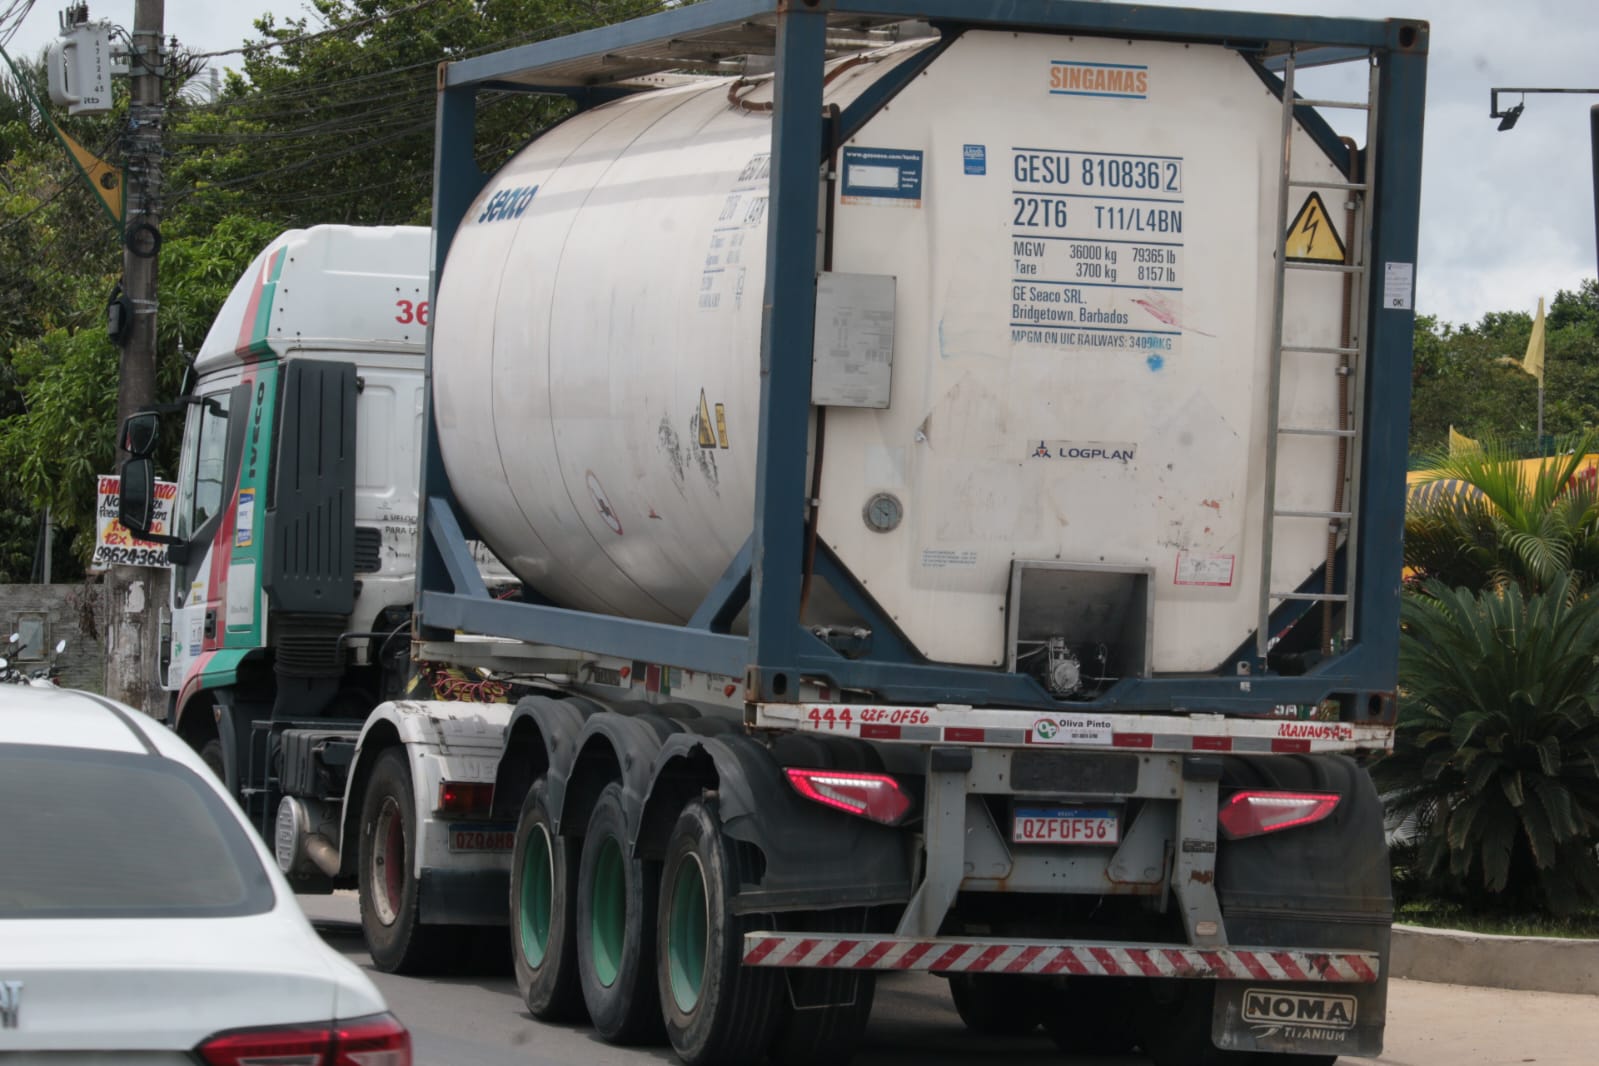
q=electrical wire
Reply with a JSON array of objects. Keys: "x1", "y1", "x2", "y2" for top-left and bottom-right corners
[
  {"x1": 181, "y1": 0, "x2": 671, "y2": 114},
  {"x1": 184, "y1": 0, "x2": 451, "y2": 61}
]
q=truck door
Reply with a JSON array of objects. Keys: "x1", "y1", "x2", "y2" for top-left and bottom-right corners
[{"x1": 167, "y1": 374, "x2": 251, "y2": 698}]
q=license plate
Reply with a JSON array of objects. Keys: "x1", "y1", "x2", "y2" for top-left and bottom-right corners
[
  {"x1": 1012, "y1": 806, "x2": 1120, "y2": 845},
  {"x1": 446, "y1": 823, "x2": 515, "y2": 852}
]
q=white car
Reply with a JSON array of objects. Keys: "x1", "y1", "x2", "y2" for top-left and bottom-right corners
[{"x1": 0, "y1": 684, "x2": 410, "y2": 1064}]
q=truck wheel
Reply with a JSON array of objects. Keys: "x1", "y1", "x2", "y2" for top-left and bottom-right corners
[
  {"x1": 199, "y1": 738, "x2": 226, "y2": 783},
  {"x1": 769, "y1": 972, "x2": 875, "y2": 1066},
  {"x1": 948, "y1": 973, "x2": 1047, "y2": 1035},
  {"x1": 576, "y1": 781, "x2": 664, "y2": 1044},
  {"x1": 1042, "y1": 978, "x2": 1138, "y2": 1054},
  {"x1": 656, "y1": 798, "x2": 782, "y2": 1065},
  {"x1": 358, "y1": 747, "x2": 446, "y2": 974},
  {"x1": 511, "y1": 778, "x2": 585, "y2": 1021}
]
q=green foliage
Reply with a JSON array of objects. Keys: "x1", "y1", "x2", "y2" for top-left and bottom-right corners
[
  {"x1": 1405, "y1": 435, "x2": 1599, "y2": 594},
  {"x1": 1377, "y1": 578, "x2": 1599, "y2": 916},
  {"x1": 1410, "y1": 280, "x2": 1599, "y2": 455},
  {"x1": 0, "y1": 1, "x2": 668, "y2": 578}
]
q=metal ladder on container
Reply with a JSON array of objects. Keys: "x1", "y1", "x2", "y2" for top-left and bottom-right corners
[{"x1": 1256, "y1": 48, "x2": 1380, "y2": 661}]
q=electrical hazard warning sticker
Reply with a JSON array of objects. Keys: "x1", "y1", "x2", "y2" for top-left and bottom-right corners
[
  {"x1": 1284, "y1": 191, "x2": 1346, "y2": 263},
  {"x1": 697, "y1": 390, "x2": 717, "y2": 448}
]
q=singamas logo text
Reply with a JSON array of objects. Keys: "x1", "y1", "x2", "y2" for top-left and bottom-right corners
[{"x1": 1049, "y1": 61, "x2": 1149, "y2": 100}]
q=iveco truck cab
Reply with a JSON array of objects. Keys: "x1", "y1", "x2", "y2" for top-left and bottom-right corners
[{"x1": 120, "y1": 225, "x2": 432, "y2": 823}]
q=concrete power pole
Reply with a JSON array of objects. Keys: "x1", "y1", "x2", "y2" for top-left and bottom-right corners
[{"x1": 106, "y1": 0, "x2": 166, "y2": 710}]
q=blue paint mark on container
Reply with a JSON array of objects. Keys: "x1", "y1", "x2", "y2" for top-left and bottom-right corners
[{"x1": 1146, "y1": 354, "x2": 1165, "y2": 372}]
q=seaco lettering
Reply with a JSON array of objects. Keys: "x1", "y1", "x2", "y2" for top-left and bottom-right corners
[
  {"x1": 1049, "y1": 62, "x2": 1149, "y2": 99},
  {"x1": 476, "y1": 184, "x2": 539, "y2": 224}
]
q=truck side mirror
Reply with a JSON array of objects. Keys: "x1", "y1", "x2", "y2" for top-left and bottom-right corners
[
  {"x1": 121, "y1": 411, "x2": 160, "y2": 458},
  {"x1": 118, "y1": 457, "x2": 158, "y2": 536}
]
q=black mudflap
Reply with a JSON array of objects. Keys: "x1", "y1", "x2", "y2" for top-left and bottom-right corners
[{"x1": 1212, "y1": 979, "x2": 1386, "y2": 1058}]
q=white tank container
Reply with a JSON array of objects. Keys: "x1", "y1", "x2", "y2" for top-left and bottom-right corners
[{"x1": 432, "y1": 31, "x2": 1352, "y2": 673}]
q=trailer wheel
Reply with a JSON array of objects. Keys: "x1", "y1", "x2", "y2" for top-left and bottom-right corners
[
  {"x1": 357, "y1": 747, "x2": 446, "y2": 973},
  {"x1": 655, "y1": 797, "x2": 782, "y2": 1065},
  {"x1": 1042, "y1": 978, "x2": 1138, "y2": 1054},
  {"x1": 576, "y1": 781, "x2": 664, "y2": 1044},
  {"x1": 769, "y1": 972, "x2": 875, "y2": 1066},
  {"x1": 511, "y1": 778, "x2": 585, "y2": 1021},
  {"x1": 1139, "y1": 982, "x2": 1336, "y2": 1066},
  {"x1": 948, "y1": 973, "x2": 1047, "y2": 1035}
]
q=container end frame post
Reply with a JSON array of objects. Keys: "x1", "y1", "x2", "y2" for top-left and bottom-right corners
[
  {"x1": 748, "y1": 6, "x2": 829, "y2": 703},
  {"x1": 418, "y1": 82, "x2": 489, "y2": 639},
  {"x1": 1353, "y1": 26, "x2": 1427, "y2": 685}
]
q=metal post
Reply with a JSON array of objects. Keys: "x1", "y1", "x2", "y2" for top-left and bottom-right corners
[
  {"x1": 105, "y1": 0, "x2": 165, "y2": 709},
  {"x1": 1591, "y1": 104, "x2": 1599, "y2": 287},
  {"x1": 748, "y1": 6, "x2": 827, "y2": 701}
]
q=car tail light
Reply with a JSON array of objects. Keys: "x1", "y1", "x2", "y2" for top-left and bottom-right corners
[
  {"x1": 785, "y1": 768, "x2": 911, "y2": 825},
  {"x1": 332, "y1": 1013, "x2": 412, "y2": 1066},
  {"x1": 437, "y1": 780, "x2": 494, "y2": 816},
  {"x1": 197, "y1": 1012, "x2": 411, "y2": 1066},
  {"x1": 1217, "y1": 790, "x2": 1340, "y2": 839}
]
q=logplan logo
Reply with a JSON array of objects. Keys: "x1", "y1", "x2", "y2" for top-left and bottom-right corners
[{"x1": 1049, "y1": 61, "x2": 1149, "y2": 100}]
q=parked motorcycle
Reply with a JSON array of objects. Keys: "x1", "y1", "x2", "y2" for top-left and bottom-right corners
[{"x1": 0, "y1": 633, "x2": 67, "y2": 685}]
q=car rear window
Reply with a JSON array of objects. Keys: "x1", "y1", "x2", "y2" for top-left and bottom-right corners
[{"x1": 0, "y1": 744, "x2": 275, "y2": 918}]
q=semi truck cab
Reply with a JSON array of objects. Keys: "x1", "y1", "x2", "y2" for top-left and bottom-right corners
[{"x1": 120, "y1": 225, "x2": 431, "y2": 808}]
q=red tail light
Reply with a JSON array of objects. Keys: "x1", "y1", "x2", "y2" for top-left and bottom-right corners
[
  {"x1": 197, "y1": 1012, "x2": 411, "y2": 1066},
  {"x1": 437, "y1": 780, "x2": 494, "y2": 816},
  {"x1": 785, "y1": 768, "x2": 911, "y2": 825},
  {"x1": 1217, "y1": 790, "x2": 1340, "y2": 839}
]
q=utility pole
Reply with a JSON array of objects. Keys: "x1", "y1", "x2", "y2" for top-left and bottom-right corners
[
  {"x1": 117, "y1": 0, "x2": 162, "y2": 438},
  {"x1": 106, "y1": 0, "x2": 165, "y2": 709}
]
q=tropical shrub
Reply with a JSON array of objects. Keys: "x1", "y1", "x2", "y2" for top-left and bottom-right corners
[
  {"x1": 1377, "y1": 577, "x2": 1599, "y2": 915},
  {"x1": 1404, "y1": 436, "x2": 1599, "y2": 595}
]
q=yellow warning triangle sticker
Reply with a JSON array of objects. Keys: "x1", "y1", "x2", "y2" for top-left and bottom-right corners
[
  {"x1": 1284, "y1": 191, "x2": 1346, "y2": 263},
  {"x1": 697, "y1": 389, "x2": 717, "y2": 448}
]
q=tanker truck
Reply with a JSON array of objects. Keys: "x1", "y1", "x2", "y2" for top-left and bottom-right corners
[{"x1": 120, "y1": 1, "x2": 1427, "y2": 1062}]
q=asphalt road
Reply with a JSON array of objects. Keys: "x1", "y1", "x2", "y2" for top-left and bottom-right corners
[{"x1": 301, "y1": 894, "x2": 1599, "y2": 1066}]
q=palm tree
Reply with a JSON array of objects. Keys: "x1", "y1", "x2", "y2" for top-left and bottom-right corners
[
  {"x1": 1376, "y1": 577, "x2": 1599, "y2": 914},
  {"x1": 1405, "y1": 434, "x2": 1599, "y2": 594}
]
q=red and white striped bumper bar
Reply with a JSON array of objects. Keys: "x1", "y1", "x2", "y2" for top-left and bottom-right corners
[
  {"x1": 753, "y1": 702, "x2": 1393, "y2": 756},
  {"x1": 741, "y1": 933, "x2": 1380, "y2": 983}
]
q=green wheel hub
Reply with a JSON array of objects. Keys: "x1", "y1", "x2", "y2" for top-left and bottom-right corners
[
  {"x1": 519, "y1": 824, "x2": 554, "y2": 966},
  {"x1": 667, "y1": 854, "x2": 710, "y2": 1013},
  {"x1": 590, "y1": 835, "x2": 626, "y2": 987}
]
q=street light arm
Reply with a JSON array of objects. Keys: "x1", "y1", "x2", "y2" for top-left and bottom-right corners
[{"x1": 1491, "y1": 86, "x2": 1599, "y2": 118}]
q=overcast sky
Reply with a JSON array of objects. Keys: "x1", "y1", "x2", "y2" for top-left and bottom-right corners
[{"x1": 9, "y1": 0, "x2": 1597, "y2": 327}]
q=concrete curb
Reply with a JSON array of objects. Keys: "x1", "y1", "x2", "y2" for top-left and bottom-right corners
[{"x1": 1390, "y1": 923, "x2": 1599, "y2": 994}]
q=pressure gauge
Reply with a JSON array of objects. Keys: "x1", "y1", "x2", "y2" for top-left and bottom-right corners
[{"x1": 863, "y1": 493, "x2": 903, "y2": 533}]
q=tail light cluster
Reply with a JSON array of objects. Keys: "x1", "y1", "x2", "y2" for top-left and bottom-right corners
[
  {"x1": 1217, "y1": 790, "x2": 1340, "y2": 839},
  {"x1": 784, "y1": 767, "x2": 912, "y2": 825},
  {"x1": 436, "y1": 780, "x2": 494, "y2": 817},
  {"x1": 197, "y1": 1012, "x2": 410, "y2": 1066}
]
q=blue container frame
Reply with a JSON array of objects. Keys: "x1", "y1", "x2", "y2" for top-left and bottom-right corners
[{"x1": 418, "y1": 0, "x2": 1428, "y2": 715}]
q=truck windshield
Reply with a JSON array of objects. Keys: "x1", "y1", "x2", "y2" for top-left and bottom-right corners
[{"x1": 173, "y1": 393, "x2": 232, "y2": 541}]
